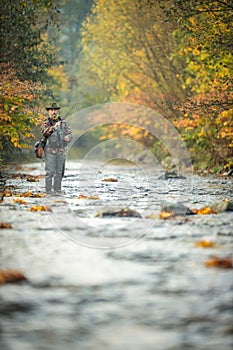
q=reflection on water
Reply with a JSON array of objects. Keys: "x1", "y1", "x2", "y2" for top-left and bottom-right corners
[{"x1": 0, "y1": 161, "x2": 232, "y2": 350}]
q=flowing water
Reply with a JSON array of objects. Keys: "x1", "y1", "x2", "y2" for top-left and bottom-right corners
[{"x1": 0, "y1": 161, "x2": 232, "y2": 350}]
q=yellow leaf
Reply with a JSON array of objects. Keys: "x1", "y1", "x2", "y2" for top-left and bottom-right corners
[
  {"x1": 192, "y1": 207, "x2": 218, "y2": 215},
  {"x1": 12, "y1": 198, "x2": 28, "y2": 205},
  {"x1": 28, "y1": 205, "x2": 52, "y2": 212},
  {"x1": 195, "y1": 240, "x2": 216, "y2": 248},
  {"x1": 159, "y1": 211, "x2": 174, "y2": 220},
  {"x1": 77, "y1": 194, "x2": 100, "y2": 200}
]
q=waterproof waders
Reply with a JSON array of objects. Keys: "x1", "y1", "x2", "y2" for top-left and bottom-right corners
[{"x1": 45, "y1": 152, "x2": 65, "y2": 193}]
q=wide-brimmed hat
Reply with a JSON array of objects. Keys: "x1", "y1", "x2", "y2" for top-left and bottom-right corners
[{"x1": 46, "y1": 102, "x2": 61, "y2": 111}]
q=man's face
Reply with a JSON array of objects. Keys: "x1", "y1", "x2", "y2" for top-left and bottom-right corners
[{"x1": 48, "y1": 108, "x2": 59, "y2": 119}]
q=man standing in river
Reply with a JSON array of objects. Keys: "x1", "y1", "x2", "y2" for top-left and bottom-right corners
[{"x1": 41, "y1": 103, "x2": 72, "y2": 195}]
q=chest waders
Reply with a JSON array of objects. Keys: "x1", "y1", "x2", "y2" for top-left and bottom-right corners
[{"x1": 45, "y1": 124, "x2": 66, "y2": 193}]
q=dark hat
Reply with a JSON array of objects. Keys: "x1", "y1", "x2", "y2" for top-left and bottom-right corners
[{"x1": 46, "y1": 102, "x2": 61, "y2": 111}]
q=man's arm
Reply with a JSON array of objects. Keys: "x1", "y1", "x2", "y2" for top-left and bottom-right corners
[{"x1": 41, "y1": 119, "x2": 60, "y2": 137}]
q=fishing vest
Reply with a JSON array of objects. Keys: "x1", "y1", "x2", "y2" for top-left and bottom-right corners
[{"x1": 47, "y1": 119, "x2": 66, "y2": 149}]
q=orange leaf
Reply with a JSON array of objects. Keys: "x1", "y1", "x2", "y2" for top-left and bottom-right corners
[
  {"x1": 77, "y1": 194, "x2": 100, "y2": 200},
  {"x1": 102, "y1": 178, "x2": 118, "y2": 182},
  {"x1": 159, "y1": 211, "x2": 174, "y2": 220},
  {"x1": 0, "y1": 189, "x2": 13, "y2": 197},
  {"x1": 192, "y1": 207, "x2": 218, "y2": 215},
  {"x1": 0, "y1": 222, "x2": 12, "y2": 229},
  {"x1": 26, "y1": 175, "x2": 40, "y2": 182},
  {"x1": 195, "y1": 240, "x2": 216, "y2": 248},
  {"x1": 15, "y1": 191, "x2": 45, "y2": 198},
  {"x1": 205, "y1": 256, "x2": 233, "y2": 269},
  {"x1": 28, "y1": 205, "x2": 52, "y2": 212},
  {"x1": 0, "y1": 269, "x2": 27, "y2": 284},
  {"x1": 12, "y1": 198, "x2": 28, "y2": 205}
]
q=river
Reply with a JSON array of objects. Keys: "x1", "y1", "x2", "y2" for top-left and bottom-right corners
[{"x1": 0, "y1": 161, "x2": 232, "y2": 350}]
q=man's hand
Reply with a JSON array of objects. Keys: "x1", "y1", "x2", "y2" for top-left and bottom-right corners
[
  {"x1": 54, "y1": 121, "x2": 62, "y2": 128},
  {"x1": 64, "y1": 135, "x2": 70, "y2": 142}
]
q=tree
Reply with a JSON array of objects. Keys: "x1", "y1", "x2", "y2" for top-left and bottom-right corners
[
  {"x1": 57, "y1": 0, "x2": 94, "y2": 109},
  {"x1": 0, "y1": 64, "x2": 45, "y2": 162},
  {"x1": 0, "y1": 0, "x2": 62, "y2": 82},
  {"x1": 164, "y1": 0, "x2": 233, "y2": 169},
  {"x1": 79, "y1": 0, "x2": 187, "y2": 116},
  {"x1": 0, "y1": 0, "x2": 64, "y2": 163}
]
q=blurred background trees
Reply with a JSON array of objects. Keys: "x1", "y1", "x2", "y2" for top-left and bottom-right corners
[
  {"x1": 165, "y1": 0, "x2": 233, "y2": 170},
  {"x1": 1, "y1": 0, "x2": 232, "y2": 172},
  {"x1": 0, "y1": 0, "x2": 63, "y2": 161}
]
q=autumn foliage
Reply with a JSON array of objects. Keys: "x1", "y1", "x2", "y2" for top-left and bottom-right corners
[
  {"x1": 1, "y1": 0, "x2": 232, "y2": 171},
  {"x1": 0, "y1": 64, "x2": 44, "y2": 158},
  {"x1": 0, "y1": 0, "x2": 62, "y2": 163},
  {"x1": 77, "y1": 0, "x2": 233, "y2": 171},
  {"x1": 170, "y1": 0, "x2": 233, "y2": 170}
]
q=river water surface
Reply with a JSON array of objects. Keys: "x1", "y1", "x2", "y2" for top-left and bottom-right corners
[{"x1": 0, "y1": 161, "x2": 232, "y2": 350}]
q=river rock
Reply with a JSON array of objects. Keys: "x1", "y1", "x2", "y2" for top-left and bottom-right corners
[
  {"x1": 158, "y1": 171, "x2": 186, "y2": 180},
  {"x1": 96, "y1": 207, "x2": 142, "y2": 218},
  {"x1": 210, "y1": 201, "x2": 233, "y2": 212},
  {"x1": 160, "y1": 201, "x2": 195, "y2": 216}
]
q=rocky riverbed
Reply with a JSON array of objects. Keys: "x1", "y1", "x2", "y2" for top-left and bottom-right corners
[{"x1": 0, "y1": 161, "x2": 232, "y2": 350}]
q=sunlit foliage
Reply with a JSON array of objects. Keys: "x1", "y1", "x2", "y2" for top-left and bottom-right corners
[
  {"x1": 164, "y1": 0, "x2": 233, "y2": 169},
  {"x1": 0, "y1": 64, "x2": 45, "y2": 161},
  {"x1": 80, "y1": 0, "x2": 186, "y2": 115},
  {"x1": 77, "y1": 0, "x2": 233, "y2": 171}
]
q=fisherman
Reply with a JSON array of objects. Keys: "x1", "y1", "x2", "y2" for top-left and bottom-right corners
[{"x1": 41, "y1": 102, "x2": 72, "y2": 195}]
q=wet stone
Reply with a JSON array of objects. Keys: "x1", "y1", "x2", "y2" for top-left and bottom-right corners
[
  {"x1": 96, "y1": 207, "x2": 142, "y2": 218},
  {"x1": 158, "y1": 171, "x2": 186, "y2": 180},
  {"x1": 160, "y1": 201, "x2": 196, "y2": 216},
  {"x1": 210, "y1": 200, "x2": 233, "y2": 212}
]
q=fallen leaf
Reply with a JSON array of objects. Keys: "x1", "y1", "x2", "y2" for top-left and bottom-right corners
[
  {"x1": 0, "y1": 269, "x2": 27, "y2": 284},
  {"x1": 145, "y1": 214, "x2": 158, "y2": 219},
  {"x1": 0, "y1": 189, "x2": 13, "y2": 197},
  {"x1": 15, "y1": 191, "x2": 45, "y2": 198},
  {"x1": 195, "y1": 240, "x2": 216, "y2": 248},
  {"x1": 205, "y1": 256, "x2": 233, "y2": 269},
  {"x1": 77, "y1": 194, "x2": 100, "y2": 200},
  {"x1": 10, "y1": 173, "x2": 23, "y2": 179},
  {"x1": 10, "y1": 173, "x2": 44, "y2": 181},
  {"x1": 26, "y1": 175, "x2": 40, "y2": 182},
  {"x1": 102, "y1": 178, "x2": 118, "y2": 182},
  {"x1": 28, "y1": 205, "x2": 52, "y2": 212},
  {"x1": 12, "y1": 198, "x2": 29, "y2": 205},
  {"x1": 192, "y1": 207, "x2": 218, "y2": 215},
  {"x1": 159, "y1": 211, "x2": 174, "y2": 220},
  {"x1": 0, "y1": 222, "x2": 12, "y2": 229}
]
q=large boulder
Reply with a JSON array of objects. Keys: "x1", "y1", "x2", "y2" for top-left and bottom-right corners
[{"x1": 160, "y1": 201, "x2": 195, "y2": 216}]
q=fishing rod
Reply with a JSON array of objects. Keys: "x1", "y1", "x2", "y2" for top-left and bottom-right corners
[{"x1": 63, "y1": 103, "x2": 79, "y2": 119}]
